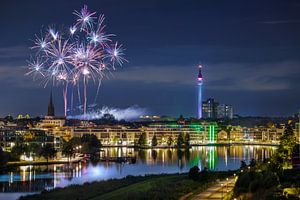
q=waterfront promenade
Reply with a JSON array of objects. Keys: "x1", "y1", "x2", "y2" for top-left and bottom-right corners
[{"x1": 192, "y1": 177, "x2": 236, "y2": 200}]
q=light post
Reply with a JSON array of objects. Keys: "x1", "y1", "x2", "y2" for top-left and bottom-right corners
[
  {"x1": 226, "y1": 177, "x2": 229, "y2": 192},
  {"x1": 221, "y1": 183, "x2": 223, "y2": 198}
]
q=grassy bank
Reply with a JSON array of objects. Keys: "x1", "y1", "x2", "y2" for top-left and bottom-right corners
[{"x1": 20, "y1": 172, "x2": 233, "y2": 200}]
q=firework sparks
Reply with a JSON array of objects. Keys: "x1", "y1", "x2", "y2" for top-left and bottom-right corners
[
  {"x1": 106, "y1": 42, "x2": 127, "y2": 69},
  {"x1": 27, "y1": 5, "x2": 127, "y2": 116},
  {"x1": 73, "y1": 5, "x2": 96, "y2": 31}
]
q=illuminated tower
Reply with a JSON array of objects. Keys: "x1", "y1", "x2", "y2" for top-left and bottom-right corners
[{"x1": 197, "y1": 65, "x2": 203, "y2": 119}]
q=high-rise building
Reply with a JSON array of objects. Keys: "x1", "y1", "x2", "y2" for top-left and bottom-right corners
[
  {"x1": 197, "y1": 65, "x2": 203, "y2": 119},
  {"x1": 202, "y1": 98, "x2": 219, "y2": 119},
  {"x1": 47, "y1": 91, "x2": 55, "y2": 116},
  {"x1": 217, "y1": 104, "x2": 234, "y2": 119}
]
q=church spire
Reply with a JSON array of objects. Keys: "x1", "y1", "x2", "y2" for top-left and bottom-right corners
[{"x1": 47, "y1": 91, "x2": 55, "y2": 116}]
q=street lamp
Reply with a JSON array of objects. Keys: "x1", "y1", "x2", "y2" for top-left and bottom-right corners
[
  {"x1": 221, "y1": 183, "x2": 224, "y2": 198},
  {"x1": 226, "y1": 178, "x2": 229, "y2": 192}
]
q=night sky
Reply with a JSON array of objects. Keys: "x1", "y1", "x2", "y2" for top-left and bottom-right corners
[{"x1": 0, "y1": 0, "x2": 299, "y2": 117}]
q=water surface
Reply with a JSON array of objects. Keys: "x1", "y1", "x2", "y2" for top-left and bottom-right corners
[{"x1": 0, "y1": 145, "x2": 276, "y2": 200}]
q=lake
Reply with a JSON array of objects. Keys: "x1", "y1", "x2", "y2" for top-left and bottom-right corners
[{"x1": 0, "y1": 145, "x2": 276, "y2": 200}]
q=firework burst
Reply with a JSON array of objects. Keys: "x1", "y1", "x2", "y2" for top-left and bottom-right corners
[{"x1": 27, "y1": 5, "x2": 127, "y2": 116}]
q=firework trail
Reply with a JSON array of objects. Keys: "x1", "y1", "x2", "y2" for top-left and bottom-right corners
[{"x1": 27, "y1": 5, "x2": 127, "y2": 116}]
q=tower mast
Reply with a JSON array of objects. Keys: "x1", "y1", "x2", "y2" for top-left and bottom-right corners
[{"x1": 197, "y1": 65, "x2": 203, "y2": 119}]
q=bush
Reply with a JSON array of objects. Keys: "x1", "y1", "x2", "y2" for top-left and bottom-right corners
[
  {"x1": 263, "y1": 172, "x2": 279, "y2": 189},
  {"x1": 235, "y1": 172, "x2": 252, "y2": 194},
  {"x1": 188, "y1": 166, "x2": 200, "y2": 181},
  {"x1": 0, "y1": 148, "x2": 9, "y2": 166},
  {"x1": 249, "y1": 179, "x2": 261, "y2": 192}
]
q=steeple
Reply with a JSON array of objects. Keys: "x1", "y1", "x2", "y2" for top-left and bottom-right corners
[{"x1": 47, "y1": 91, "x2": 55, "y2": 116}]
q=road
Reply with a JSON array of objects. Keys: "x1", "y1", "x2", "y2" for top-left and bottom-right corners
[{"x1": 192, "y1": 177, "x2": 236, "y2": 200}]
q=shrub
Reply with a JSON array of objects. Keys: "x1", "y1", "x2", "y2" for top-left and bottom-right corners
[
  {"x1": 188, "y1": 166, "x2": 200, "y2": 181},
  {"x1": 235, "y1": 173, "x2": 251, "y2": 193},
  {"x1": 249, "y1": 179, "x2": 261, "y2": 192},
  {"x1": 263, "y1": 172, "x2": 279, "y2": 189}
]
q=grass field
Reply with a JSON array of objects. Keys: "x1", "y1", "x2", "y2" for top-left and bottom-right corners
[{"x1": 20, "y1": 172, "x2": 233, "y2": 200}]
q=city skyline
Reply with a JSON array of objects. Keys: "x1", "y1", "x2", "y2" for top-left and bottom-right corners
[{"x1": 0, "y1": 0, "x2": 300, "y2": 117}]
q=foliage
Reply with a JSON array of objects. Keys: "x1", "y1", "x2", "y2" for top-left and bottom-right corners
[
  {"x1": 40, "y1": 143, "x2": 56, "y2": 162},
  {"x1": 27, "y1": 143, "x2": 42, "y2": 160},
  {"x1": 249, "y1": 158, "x2": 256, "y2": 168},
  {"x1": 176, "y1": 132, "x2": 184, "y2": 148},
  {"x1": 81, "y1": 134, "x2": 101, "y2": 154},
  {"x1": 138, "y1": 133, "x2": 147, "y2": 147},
  {"x1": 232, "y1": 123, "x2": 299, "y2": 199},
  {"x1": 235, "y1": 170, "x2": 279, "y2": 196},
  {"x1": 167, "y1": 136, "x2": 173, "y2": 147},
  {"x1": 20, "y1": 172, "x2": 233, "y2": 200},
  {"x1": 10, "y1": 143, "x2": 27, "y2": 161},
  {"x1": 240, "y1": 160, "x2": 247, "y2": 169},
  {"x1": 278, "y1": 124, "x2": 297, "y2": 165},
  {"x1": 62, "y1": 135, "x2": 101, "y2": 160},
  {"x1": 62, "y1": 140, "x2": 75, "y2": 160},
  {"x1": 0, "y1": 148, "x2": 9, "y2": 166},
  {"x1": 184, "y1": 133, "x2": 190, "y2": 147},
  {"x1": 151, "y1": 135, "x2": 158, "y2": 147},
  {"x1": 188, "y1": 166, "x2": 200, "y2": 180}
]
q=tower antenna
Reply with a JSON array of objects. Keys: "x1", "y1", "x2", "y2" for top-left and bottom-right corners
[{"x1": 197, "y1": 64, "x2": 203, "y2": 119}]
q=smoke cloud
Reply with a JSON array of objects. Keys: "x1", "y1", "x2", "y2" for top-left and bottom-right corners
[{"x1": 68, "y1": 105, "x2": 147, "y2": 121}]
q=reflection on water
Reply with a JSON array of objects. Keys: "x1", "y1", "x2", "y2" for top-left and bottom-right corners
[{"x1": 0, "y1": 145, "x2": 276, "y2": 199}]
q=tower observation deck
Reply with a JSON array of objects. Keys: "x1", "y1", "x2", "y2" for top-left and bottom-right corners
[{"x1": 197, "y1": 65, "x2": 203, "y2": 119}]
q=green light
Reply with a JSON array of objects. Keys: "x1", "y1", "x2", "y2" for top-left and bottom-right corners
[
  {"x1": 169, "y1": 123, "x2": 178, "y2": 128},
  {"x1": 208, "y1": 147, "x2": 217, "y2": 170},
  {"x1": 189, "y1": 154, "x2": 200, "y2": 167},
  {"x1": 189, "y1": 123, "x2": 202, "y2": 134},
  {"x1": 208, "y1": 124, "x2": 216, "y2": 143}
]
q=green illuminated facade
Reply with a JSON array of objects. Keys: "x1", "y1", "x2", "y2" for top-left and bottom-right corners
[{"x1": 208, "y1": 124, "x2": 217, "y2": 143}]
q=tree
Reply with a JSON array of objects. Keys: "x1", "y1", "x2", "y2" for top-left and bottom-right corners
[
  {"x1": 11, "y1": 143, "x2": 27, "y2": 161},
  {"x1": 27, "y1": 143, "x2": 42, "y2": 161},
  {"x1": 101, "y1": 113, "x2": 117, "y2": 124},
  {"x1": 224, "y1": 126, "x2": 232, "y2": 141},
  {"x1": 81, "y1": 134, "x2": 101, "y2": 154},
  {"x1": 138, "y1": 133, "x2": 147, "y2": 147},
  {"x1": 188, "y1": 166, "x2": 200, "y2": 181},
  {"x1": 62, "y1": 140, "x2": 75, "y2": 161},
  {"x1": 0, "y1": 148, "x2": 9, "y2": 166},
  {"x1": 70, "y1": 137, "x2": 81, "y2": 147},
  {"x1": 249, "y1": 159, "x2": 256, "y2": 168},
  {"x1": 277, "y1": 123, "x2": 296, "y2": 166},
  {"x1": 240, "y1": 160, "x2": 247, "y2": 169},
  {"x1": 40, "y1": 143, "x2": 56, "y2": 163},
  {"x1": 176, "y1": 133, "x2": 184, "y2": 148},
  {"x1": 152, "y1": 135, "x2": 158, "y2": 147},
  {"x1": 167, "y1": 136, "x2": 173, "y2": 147},
  {"x1": 184, "y1": 133, "x2": 190, "y2": 147},
  {"x1": 4, "y1": 115, "x2": 14, "y2": 122}
]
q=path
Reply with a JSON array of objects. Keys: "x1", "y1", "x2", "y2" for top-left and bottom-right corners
[{"x1": 192, "y1": 177, "x2": 236, "y2": 200}]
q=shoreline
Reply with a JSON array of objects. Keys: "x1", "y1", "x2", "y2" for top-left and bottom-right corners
[
  {"x1": 102, "y1": 142, "x2": 279, "y2": 148},
  {"x1": 1, "y1": 158, "x2": 83, "y2": 171}
]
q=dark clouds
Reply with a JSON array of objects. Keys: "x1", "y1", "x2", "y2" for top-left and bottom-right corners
[{"x1": 0, "y1": 0, "x2": 299, "y2": 117}]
